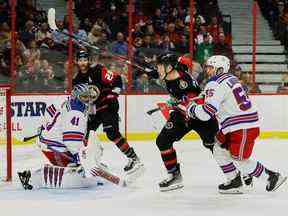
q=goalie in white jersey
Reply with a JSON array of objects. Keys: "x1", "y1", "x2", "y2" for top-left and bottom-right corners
[
  {"x1": 185, "y1": 55, "x2": 287, "y2": 193},
  {"x1": 18, "y1": 84, "x2": 135, "y2": 190}
]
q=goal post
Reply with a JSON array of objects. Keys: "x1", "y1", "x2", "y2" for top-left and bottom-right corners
[{"x1": 0, "y1": 85, "x2": 12, "y2": 181}]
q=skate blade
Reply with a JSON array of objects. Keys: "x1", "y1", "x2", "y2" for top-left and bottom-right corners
[
  {"x1": 160, "y1": 183, "x2": 184, "y2": 192},
  {"x1": 125, "y1": 163, "x2": 144, "y2": 175},
  {"x1": 125, "y1": 165, "x2": 145, "y2": 185},
  {"x1": 271, "y1": 176, "x2": 287, "y2": 192},
  {"x1": 219, "y1": 187, "x2": 244, "y2": 194}
]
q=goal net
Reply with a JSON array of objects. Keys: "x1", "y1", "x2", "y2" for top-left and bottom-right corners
[{"x1": 0, "y1": 85, "x2": 12, "y2": 181}]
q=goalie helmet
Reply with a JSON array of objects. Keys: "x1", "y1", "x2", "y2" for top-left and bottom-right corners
[
  {"x1": 206, "y1": 55, "x2": 230, "y2": 75},
  {"x1": 71, "y1": 84, "x2": 90, "y2": 105}
]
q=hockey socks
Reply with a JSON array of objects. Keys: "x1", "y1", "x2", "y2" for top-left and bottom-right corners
[
  {"x1": 160, "y1": 147, "x2": 178, "y2": 173},
  {"x1": 114, "y1": 137, "x2": 137, "y2": 159}
]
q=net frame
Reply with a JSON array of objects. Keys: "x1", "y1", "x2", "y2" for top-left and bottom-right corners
[{"x1": 0, "y1": 85, "x2": 12, "y2": 181}]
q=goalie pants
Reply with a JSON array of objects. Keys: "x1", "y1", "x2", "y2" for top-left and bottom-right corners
[{"x1": 156, "y1": 111, "x2": 219, "y2": 173}]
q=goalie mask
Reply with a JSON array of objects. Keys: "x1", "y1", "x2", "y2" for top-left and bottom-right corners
[
  {"x1": 71, "y1": 84, "x2": 91, "y2": 105},
  {"x1": 205, "y1": 55, "x2": 230, "y2": 77}
]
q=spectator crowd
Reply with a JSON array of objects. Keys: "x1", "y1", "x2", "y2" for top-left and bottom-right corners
[{"x1": 2, "y1": 0, "x2": 283, "y2": 93}]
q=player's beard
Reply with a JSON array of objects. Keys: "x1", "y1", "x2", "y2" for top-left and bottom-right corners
[{"x1": 78, "y1": 62, "x2": 89, "y2": 73}]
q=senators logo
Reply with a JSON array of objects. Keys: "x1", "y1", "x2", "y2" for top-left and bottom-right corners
[
  {"x1": 179, "y1": 80, "x2": 188, "y2": 90},
  {"x1": 88, "y1": 85, "x2": 100, "y2": 102}
]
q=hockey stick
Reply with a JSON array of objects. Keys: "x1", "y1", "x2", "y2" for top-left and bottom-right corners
[
  {"x1": 146, "y1": 94, "x2": 205, "y2": 116},
  {"x1": 47, "y1": 8, "x2": 147, "y2": 72},
  {"x1": 146, "y1": 107, "x2": 162, "y2": 115},
  {"x1": 23, "y1": 133, "x2": 40, "y2": 142}
]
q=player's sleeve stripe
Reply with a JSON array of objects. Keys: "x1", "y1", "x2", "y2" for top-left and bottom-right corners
[
  {"x1": 202, "y1": 105, "x2": 214, "y2": 118},
  {"x1": 202, "y1": 104, "x2": 217, "y2": 116}
]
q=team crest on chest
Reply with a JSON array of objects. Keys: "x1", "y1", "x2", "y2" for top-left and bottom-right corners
[
  {"x1": 179, "y1": 80, "x2": 188, "y2": 89},
  {"x1": 165, "y1": 121, "x2": 173, "y2": 129}
]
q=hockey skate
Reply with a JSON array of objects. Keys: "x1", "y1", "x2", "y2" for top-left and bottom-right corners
[
  {"x1": 124, "y1": 156, "x2": 145, "y2": 176},
  {"x1": 159, "y1": 163, "x2": 183, "y2": 192},
  {"x1": 265, "y1": 169, "x2": 287, "y2": 192},
  {"x1": 218, "y1": 172, "x2": 243, "y2": 194},
  {"x1": 17, "y1": 170, "x2": 33, "y2": 190},
  {"x1": 243, "y1": 175, "x2": 253, "y2": 190}
]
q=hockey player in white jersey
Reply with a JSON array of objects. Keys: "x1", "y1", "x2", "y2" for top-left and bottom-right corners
[
  {"x1": 185, "y1": 55, "x2": 287, "y2": 194},
  {"x1": 17, "y1": 84, "x2": 137, "y2": 190}
]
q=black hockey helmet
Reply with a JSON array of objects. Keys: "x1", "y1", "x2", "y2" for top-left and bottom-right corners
[
  {"x1": 77, "y1": 50, "x2": 89, "y2": 60},
  {"x1": 157, "y1": 53, "x2": 179, "y2": 69}
]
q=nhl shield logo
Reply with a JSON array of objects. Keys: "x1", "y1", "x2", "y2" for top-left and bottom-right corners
[{"x1": 179, "y1": 80, "x2": 188, "y2": 89}]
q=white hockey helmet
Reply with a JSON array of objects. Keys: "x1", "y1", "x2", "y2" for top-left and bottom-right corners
[{"x1": 206, "y1": 55, "x2": 230, "y2": 75}]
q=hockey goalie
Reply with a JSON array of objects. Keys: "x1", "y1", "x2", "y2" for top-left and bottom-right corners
[{"x1": 17, "y1": 84, "x2": 141, "y2": 190}]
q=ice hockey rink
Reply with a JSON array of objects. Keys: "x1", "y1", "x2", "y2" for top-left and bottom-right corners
[{"x1": 0, "y1": 139, "x2": 287, "y2": 216}]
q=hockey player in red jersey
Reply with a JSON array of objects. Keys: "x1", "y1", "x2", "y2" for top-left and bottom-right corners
[
  {"x1": 186, "y1": 55, "x2": 287, "y2": 193},
  {"x1": 73, "y1": 50, "x2": 144, "y2": 174},
  {"x1": 152, "y1": 53, "x2": 219, "y2": 191}
]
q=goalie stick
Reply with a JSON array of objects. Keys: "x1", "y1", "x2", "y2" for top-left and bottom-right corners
[
  {"x1": 23, "y1": 133, "x2": 40, "y2": 142},
  {"x1": 47, "y1": 8, "x2": 147, "y2": 72}
]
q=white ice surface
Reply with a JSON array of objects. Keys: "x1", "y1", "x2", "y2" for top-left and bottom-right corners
[{"x1": 0, "y1": 139, "x2": 287, "y2": 216}]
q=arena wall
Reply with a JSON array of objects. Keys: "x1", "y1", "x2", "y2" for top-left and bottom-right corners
[{"x1": 1, "y1": 94, "x2": 287, "y2": 145}]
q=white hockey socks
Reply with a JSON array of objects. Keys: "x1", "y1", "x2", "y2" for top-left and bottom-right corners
[{"x1": 213, "y1": 144, "x2": 239, "y2": 181}]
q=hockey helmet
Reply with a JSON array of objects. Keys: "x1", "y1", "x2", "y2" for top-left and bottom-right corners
[
  {"x1": 205, "y1": 55, "x2": 230, "y2": 75},
  {"x1": 157, "y1": 53, "x2": 179, "y2": 69},
  {"x1": 71, "y1": 83, "x2": 90, "y2": 105},
  {"x1": 77, "y1": 50, "x2": 89, "y2": 60}
]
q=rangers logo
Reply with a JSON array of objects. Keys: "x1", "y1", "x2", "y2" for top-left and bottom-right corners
[
  {"x1": 165, "y1": 121, "x2": 173, "y2": 129},
  {"x1": 179, "y1": 80, "x2": 188, "y2": 89}
]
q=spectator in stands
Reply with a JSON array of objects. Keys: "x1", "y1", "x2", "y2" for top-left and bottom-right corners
[
  {"x1": 36, "y1": 22, "x2": 52, "y2": 47},
  {"x1": 0, "y1": 0, "x2": 9, "y2": 24},
  {"x1": 51, "y1": 20, "x2": 66, "y2": 49},
  {"x1": 0, "y1": 22, "x2": 10, "y2": 49},
  {"x1": 0, "y1": 43, "x2": 10, "y2": 76},
  {"x1": 40, "y1": 59, "x2": 54, "y2": 86},
  {"x1": 161, "y1": 34, "x2": 176, "y2": 52},
  {"x1": 152, "y1": 8, "x2": 165, "y2": 33},
  {"x1": 208, "y1": 16, "x2": 223, "y2": 43},
  {"x1": 232, "y1": 64, "x2": 242, "y2": 80},
  {"x1": 135, "y1": 73, "x2": 150, "y2": 93},
  {"x1": 196, "y1": 25, "x2": 213, "y2": 45},
  {"x1": 80, "y1": 18, "x2": 93, "y2": 33},
  {"x1": 195, "y1": 33, "x2": 213, "y2": 65},
  {"x1": 213, "y1": 32, "x2": 234, "y2": 60},
  {"x1": 63, "y1": 24, "x2": 88, "y2": 46},
  {"x1": 167, "y1": 22, "x2": 182, "y2": 48},
  {"x1": 88, "y1": 25, "x2": 103, "y2": 45},
  {"x1": 22, "y1": 39, "x2": 41, "y2": 81},
  {"x1": 93, "y1": 17, "x2": 111, "y2": 38},
  {"x1": 20, "y1": 20, "x2": 36, "y2": 47},
  {"x1": 240, "y1": 72, "x2": 261, "y2": 93},
  {"x1": 132, "y1": 23, "x2": 145, "y2": 39},
  {"x1": 111, "y1": 32, "x2": 128, "y2": 56},
  {"x1": 142, "y1": 35, "x2": 153, "y2": 48}
]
